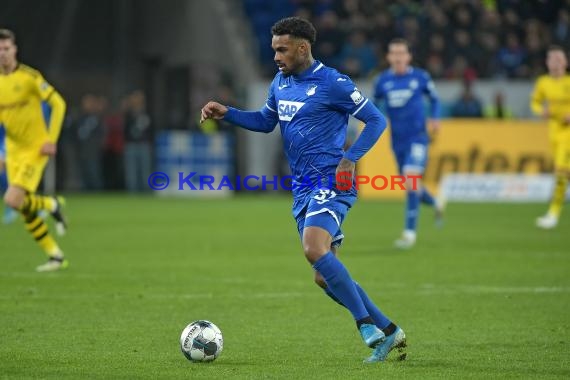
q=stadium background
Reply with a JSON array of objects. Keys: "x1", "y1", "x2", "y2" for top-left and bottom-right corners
[
  {"x1": 1, "y1": 1, "x2": 570, "y2": 379},
  {"x1": 1, "y1": 0, "x2": 569, "y2": 198}
]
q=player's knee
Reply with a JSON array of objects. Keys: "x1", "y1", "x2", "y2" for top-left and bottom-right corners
[
  {"x1": 314, "y1": 272, "x2": 327, "y2": 289},
  {"x1": 3, "y1": 192, "x2": 20, "y2": 209},
  {"x1": 404, "y1": 173, "x2": 422, "y2": 192},
  {"x1": 302, "y1": 241, "x2": 328, "y2": 264},
  {"x1": 3, "y1": 189, "x2": 24, "y2": 209}
]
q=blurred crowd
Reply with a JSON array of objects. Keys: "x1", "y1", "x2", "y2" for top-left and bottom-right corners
[
  {"x1": 244, "y1": 0, "x2": 570, "y2": 79},
  {"x1": 54, "y1": 77, "x2": 239, "y2": 193},
  {"x1": 56, "y1": 90, "x2": 153, "y2": 193}
]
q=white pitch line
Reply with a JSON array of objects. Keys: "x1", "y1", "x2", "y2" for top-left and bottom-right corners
[
  {"x1": 1, "y1": 283, "x2": 568, "y2": 301},
  {"x1": 418, "y1": 284, "x2": 570, "y2": 295},
  {"x1": 0, "y1": 292, "x2": 314, "y2": 301}
]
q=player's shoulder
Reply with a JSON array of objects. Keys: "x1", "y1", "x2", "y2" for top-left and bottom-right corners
[
  {"x1": 270, "y1": 71, "x2": 283, "y2": 84},
  {"x1": 321, "y1": 64, "x2": 355, "y2": 87},
  {"x1": 410, "y1": 67, "x2": 432, "y2": 80},
  {"x1": 17, "y1": 63, "x2": 44, "y2": 79},
  {"x1": 534, "y1": 74, "x2": 551, "y2": 85},
  {"x1": 375, "y1": 69, "x2": 392, "y2": 82}
]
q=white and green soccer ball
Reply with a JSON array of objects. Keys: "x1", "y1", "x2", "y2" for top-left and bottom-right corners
[{"x1": 180, "y1": 320, "x2": 223, "y2": 362}]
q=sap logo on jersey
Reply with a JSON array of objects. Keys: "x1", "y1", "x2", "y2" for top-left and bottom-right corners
[
  {"x1": 387, "y1": 89, "x2": 413, "y2": 107},
  {"x1": 278, "y1": 100, "x2": 305, "y2": 121}
]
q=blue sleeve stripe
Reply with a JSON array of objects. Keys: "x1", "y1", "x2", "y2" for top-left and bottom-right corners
[
  {"x1": 351, "y1": 98, "x2": 369, "y2": 116},
  {"x1": 265, "y1": 103, "x2": 277, "y2": 113}
]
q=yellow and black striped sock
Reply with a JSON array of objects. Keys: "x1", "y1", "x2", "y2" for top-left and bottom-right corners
[
  {"x1": 548, "y1": 175, "x2": 568, "y2": 218},
  {"x1": 19, "y1": 193, "x2": 56, "y2": 215},
  {"x1": 24, "y1": 212, "x2": 62, "y2": 258}
]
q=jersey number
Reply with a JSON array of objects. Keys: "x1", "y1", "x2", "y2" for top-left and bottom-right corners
[{"x1": 313, "y1": 189, "x2": 336, "y2": 204}]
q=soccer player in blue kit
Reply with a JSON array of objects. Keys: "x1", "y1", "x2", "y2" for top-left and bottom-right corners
[
  {"x1": 201, "y1": 17, "x2": 406, "y2": 362},
  {"x1": 373, "y1": 39, "x2": 444, "y2": 249}
]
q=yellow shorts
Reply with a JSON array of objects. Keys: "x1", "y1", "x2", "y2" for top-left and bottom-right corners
[{"x1": 6, "y1": 154, "x2": 49, "y2": 192}]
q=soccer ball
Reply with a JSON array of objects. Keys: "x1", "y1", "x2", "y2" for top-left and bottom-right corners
[{"x1": 180, "y1": 320, "x2": 223, "y2": 362}]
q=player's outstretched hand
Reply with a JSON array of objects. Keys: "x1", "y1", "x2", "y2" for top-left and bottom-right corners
[
  {"x1": 40, "y1": 142, "x2": 57, "y2": 156},
  {"x1": 336, "y1": 158, "x2": 356, "y2": 189},
  {"x1": 200, "y1": 102, "x2": 228, "y2": 123}
]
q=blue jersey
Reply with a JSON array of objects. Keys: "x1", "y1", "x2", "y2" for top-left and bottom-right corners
[
  {"x1": 373, "y1": 67, "x2": 439, "y2": 147},
  {"x1": 266, "y1": 61, "x2": 373, "y2": 213},
  {"x1": 225, "y1": 60, "x2": 385, "y2": 221}
]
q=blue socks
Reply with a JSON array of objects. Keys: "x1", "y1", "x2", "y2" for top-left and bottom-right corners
[
  {"x1": 420, "y1": 187, "x2": 435, "y2": 206},
  {"x1": 323, "y1": 282, "x2": 391, "y2": 329},
  {"x1": 405, "y1": 190, "x2": 420, "y2": 231},
  {"x1": 354, "y1": 282, "x2": 391, "y2": 329},
  {"x1": 313, "y1": 252, "x2": 369, "y2": 321}
]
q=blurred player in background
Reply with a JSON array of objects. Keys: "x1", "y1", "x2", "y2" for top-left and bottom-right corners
[
  {"x1": 201, "y1": 17, "x2": 406, "y2": 363},
  {"x1": 0, "y1": 29, "x2": 68, "y2": 271},
  {"x1": 531, "y1": 45, "x2": 570, "y2": 229},
  {"x1": 373, "y1": 39, "x2": 443, "y2": 249}
]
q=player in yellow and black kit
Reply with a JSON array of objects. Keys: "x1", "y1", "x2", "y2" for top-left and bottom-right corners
[
  {"x1": 530, "y1": 45, "x2": 570, "y2": 229},
  {"x1": 0, "y1": 29, "x2": 69, "y2": 271}
]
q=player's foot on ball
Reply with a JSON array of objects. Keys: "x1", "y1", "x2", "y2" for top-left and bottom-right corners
[
  {"x1": 51, "y1": 196, "x2": 68, "y2": 236},
  {"x1": 36, "y1": 256, "x2": 69, "y2": 272},
  {"x1": 359, "y1": 323, "x2": 385, "y2": 348},
  {"x1": 394, "y1": 230, "x2": 416, "y2": 250},
  {"x1": 2, "y1": 207, "x2": 18, "y2": 224},
  {"x1": 364, "y1": 327, "x2": 407, "y2": 363},
  {"x1": 435, "y1": 195, "x2": 446, "y2": 228},
  {"x1": 536, "y1": 213, "x2": 558, "y2": 229}
]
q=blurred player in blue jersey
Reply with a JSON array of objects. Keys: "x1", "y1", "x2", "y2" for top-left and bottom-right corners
[
  {"x1": 0, "y1": 126, "x2": 18, "y2": 224},
  {"x1": 373, "y1": 38, "x2": 444, "y2": 249},
  {"x1": 201, "y1": 17, "x2": 406, "y2": 363}
]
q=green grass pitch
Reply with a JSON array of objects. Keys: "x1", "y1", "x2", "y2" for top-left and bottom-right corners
[{"x1": 1, "y1": 195, "x2": 569, "y2": 379}]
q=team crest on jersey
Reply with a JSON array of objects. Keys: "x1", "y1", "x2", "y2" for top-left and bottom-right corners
[
  {"x1": 306, "y1": 84, "x2": 318, "y2": 96},
  {"x1": 409, "y1": 79, "x2": 418, "y2": 89},
  {"x1": 278, "y1": 100, "x2": 305, "y2": 121}
]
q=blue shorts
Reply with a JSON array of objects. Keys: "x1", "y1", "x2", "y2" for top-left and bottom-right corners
[
  {"x1": 294, "y1": 187, "x2": 357, "y2": 248},
  {"x1": 394, "y1": 142, "x2": 428, "y2": 174}
]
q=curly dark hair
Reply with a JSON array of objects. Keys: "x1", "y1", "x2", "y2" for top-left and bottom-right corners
[{"x1": 271, "y1": 17, "x2": 316, "y2": 45}]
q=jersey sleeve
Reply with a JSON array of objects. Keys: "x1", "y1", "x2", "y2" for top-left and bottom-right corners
[
  {"x1": 33, "y1": 72, "x2": 56, "y2": 101},
  {"x1": 421, "y1": 70, "x2": 440, "y2": 119},
  {"x1": 223, "y1": 78, "x2": 278, "y2": 133},
  {"x1": 328, "y1": 73, "x2": 370, "y2": 117},
  {"x1": 264, "y1": 77, "x2": 278, "y2": 114}
]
